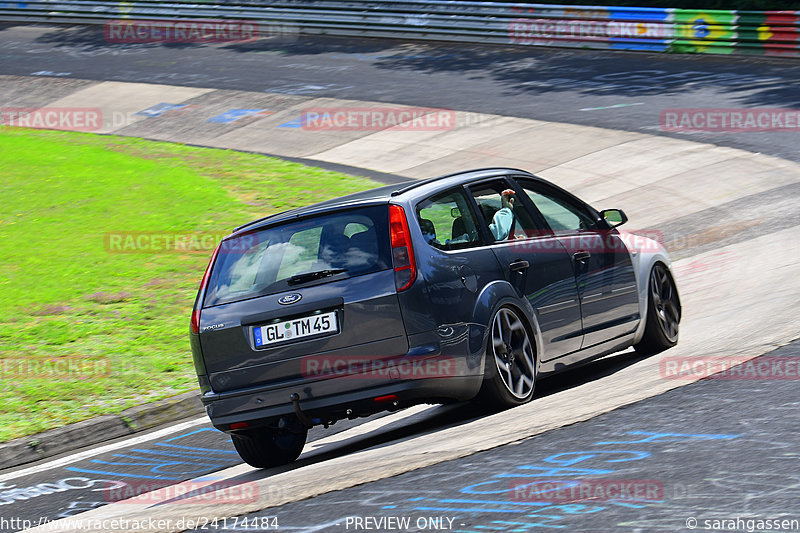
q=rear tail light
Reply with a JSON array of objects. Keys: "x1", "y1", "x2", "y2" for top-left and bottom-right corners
[
  {"x1": 190, "y1": 242, "x2": 222, "y2": 334},
  {"x1": 389, "y1": 205, "x2": 416, "y2": 292},
  {"x1": 374, "y1": 394, "x2": 399, "y2": 403}
]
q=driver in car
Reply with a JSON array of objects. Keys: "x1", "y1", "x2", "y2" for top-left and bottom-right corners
[{"x1": 489, "y1": 188, "x2": 516, "y2": 241}]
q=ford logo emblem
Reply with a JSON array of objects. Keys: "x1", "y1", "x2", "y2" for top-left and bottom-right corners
[{"x1": 278, "y1": 293, "x2": 302, "y2": 305}]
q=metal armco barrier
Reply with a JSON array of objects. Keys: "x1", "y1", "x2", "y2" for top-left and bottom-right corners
[{"x1": 0, "y1": 1, "x2": 798, "y2": 57}]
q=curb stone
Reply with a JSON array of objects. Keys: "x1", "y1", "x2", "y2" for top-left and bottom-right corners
[{"x1": 0, "y1": 390, "x2": 204, "y2": 471}]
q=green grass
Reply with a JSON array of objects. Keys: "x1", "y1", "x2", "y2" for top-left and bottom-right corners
[{"x1": 0, "y1": 127, "x2": 378, "y2": 442}]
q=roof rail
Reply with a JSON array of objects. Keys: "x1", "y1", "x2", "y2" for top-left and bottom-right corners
[{"x1": 389, "y1": 167, "x2": 530, "y2": 197}]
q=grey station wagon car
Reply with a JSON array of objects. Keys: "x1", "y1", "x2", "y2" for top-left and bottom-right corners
[{"x1": 190, "y1": 168, "x2": 681, "y2": 467}]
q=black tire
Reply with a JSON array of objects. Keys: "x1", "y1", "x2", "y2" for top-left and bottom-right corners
[
  {"x1": 231, "y1": 427, "x2": 308, "y2": 468},
  {"x1": 634, "y1": 263, "x2": 681, "y2": 355},
  {"x1": 475, "y1": 306, "x2": 537, "y2": 408}
]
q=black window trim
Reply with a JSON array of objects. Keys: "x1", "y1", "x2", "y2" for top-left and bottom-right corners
[
  {"x1": 464, "y1": 175, "x2": 559, "y2": 245},
  {"x1": 413, "y1": 185, "x2": 487, "y2": 252},
  {"x1": 204, "y1": 204, "x2": 392, "y2": 307},
  {"x1": 508, "y1": 175, "x2": 609, "y2": 235}
]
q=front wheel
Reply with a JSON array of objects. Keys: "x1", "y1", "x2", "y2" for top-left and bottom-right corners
[
  {"x1": 231, "y1": 426, "x2": 308, "y2": 468},
  {"x1": 634, "y1": 263, "x2": 681, "y2": 355},
  {"x1": 476, "y1": 306, "x2": 536, "y2": 408}
]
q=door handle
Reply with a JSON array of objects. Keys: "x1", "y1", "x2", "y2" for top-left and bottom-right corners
[
  {"x1": 573, "y1": 251, "x2": 591, "y2": 262},
  {"x1": 509, "y1": 259, "x2": 530, "y2": 272}
]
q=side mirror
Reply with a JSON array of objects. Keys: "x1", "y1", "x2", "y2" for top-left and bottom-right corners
[
  {"x1": 601, "y1": 208, "x2": 628, "y2": 228},
  {"x1": 450, "y1": 207, "x2": 461, "y2": 218}
]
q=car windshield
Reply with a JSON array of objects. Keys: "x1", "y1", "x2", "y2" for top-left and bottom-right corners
[{"x1": 204, "y1": 205, "x2": 391, "y2": 306}]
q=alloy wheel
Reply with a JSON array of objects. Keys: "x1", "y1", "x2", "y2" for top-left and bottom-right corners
[{"x1": 491, "y1": 308, "x2": 536, "y2": 399}]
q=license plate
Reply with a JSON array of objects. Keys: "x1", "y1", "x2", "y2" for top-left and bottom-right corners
[{"x1": 254, "y1": 310, "x2": 338, "y2": 347}]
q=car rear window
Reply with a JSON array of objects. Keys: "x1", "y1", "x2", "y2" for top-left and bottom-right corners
[{"x1": 204, "y1": 206, "x2": 391, "y2": 307}]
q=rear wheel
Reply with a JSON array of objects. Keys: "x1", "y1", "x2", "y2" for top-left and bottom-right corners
[
  {"x1": 231, "y1": 427, "x2": 308, "y2": 468},
  {"x1": 634, "y1": 263, "x2": 681, "y2": 355},
  {"x1": 476, "y1": 306, "x2": 536, "y2": 408}
]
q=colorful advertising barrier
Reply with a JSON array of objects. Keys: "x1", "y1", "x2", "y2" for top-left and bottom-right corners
[
  {"x1": 508, "y1": 6, "x2": 674, "y2": 52},
  {"x1": 508, "y1": 6, "x2": 800, "y2": 56},
  {"x1": 0, "y1": 1, "x2": 798, "y2": 57}
]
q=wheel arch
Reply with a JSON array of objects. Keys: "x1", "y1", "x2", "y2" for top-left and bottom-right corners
[{"x1": 470, "y1": 280, "x2": 544, "y2": 375}]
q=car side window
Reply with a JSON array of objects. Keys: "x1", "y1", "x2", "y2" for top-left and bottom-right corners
[
  {"x1": 517, "y1": 180, "x2": 598, "y2": 233},
  {"x1": 416, "y1": 188, "x2": 481, "y2": 249},
  {"x1": 468, "y1": 181, "x2": 539, "y2": 242}
]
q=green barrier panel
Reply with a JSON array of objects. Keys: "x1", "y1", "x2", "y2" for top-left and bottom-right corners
[
  {"x1": 735, "y1": 11, "x2": 800, "y2": 56},
  {"x1": 672, "y1": 9, "x2": 737, "y2": 54}
]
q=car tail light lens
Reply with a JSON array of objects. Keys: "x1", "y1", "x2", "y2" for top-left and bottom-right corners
[
  {"x1": 374, "y1": 394, "x2": 399, "y2": 403},
  {"x1": 190, "y1": 242, "x2": 222, "y2": 334},
  {"x1": 389, "y1": 205, "x2": 416, "y2": 292}
]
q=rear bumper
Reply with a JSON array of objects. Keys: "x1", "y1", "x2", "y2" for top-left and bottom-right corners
[
  {"x1": 202, "y1": 362, "x2": 482, "y2": 431},
  {"x1": 200, "y1": 323, "x2": 487, "y2": 431}
]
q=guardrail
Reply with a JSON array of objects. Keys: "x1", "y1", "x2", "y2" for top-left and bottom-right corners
[{"x1": 0, "y1": 1, "x2": 798, "y2": 57}]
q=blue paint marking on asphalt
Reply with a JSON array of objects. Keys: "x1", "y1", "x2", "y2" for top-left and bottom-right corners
[
  {"x1": 414, "y1": 506, "x2": 525, "y2": 513},
  {"x1": 133, "y1": 446, "x2": 214, "y2": 456},
  {"x1": 278, "y1": 115, "x2": 307, "y2": 128},
  {"x1": 395, "y1": 429, "x2": 744, "y2": 525},
  {"x1": 162, "y1": 427, "x2": 217, "y2": 441},
  {"x1": 135, "y1": 103, "x2": 188, "y2": 117},
  {"x1": 97, "y1": 453, "x2": 225, "y2": 469},
  {"x1": 154, "y1": 443, "x2": 239, "y2": 454},
  {"x1": 58, "y1": 427, "x2": 239, "y2": 480},
  {"x1": 538, "y1": 450, "x2": 650, "y2": 465},
  {"x1": 488, "y1": 519, "x2": 566, "y2": 530},
  {"x1": 594, "y1": 431, "x2": 739, "y2": 445},
  {"x1": 438, "y1": 499, "x2": 551, "y2": 507},
  {"x1": 207, "y1": 109, "x2": 269, "y2": 124},
  {"x1": 127, "y1": 448, "x2": 230, "y2": 460},
  {"x1": 64, "y1": 467, "x2": 180, "y2": 480},
  {"x1": 193, "y1": 475, "x2": 223, "y2": 482}
]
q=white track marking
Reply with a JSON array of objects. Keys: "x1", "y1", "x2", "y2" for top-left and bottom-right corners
[{"x1": 0, "y1": 416, "x2": 208, "y2": 482}]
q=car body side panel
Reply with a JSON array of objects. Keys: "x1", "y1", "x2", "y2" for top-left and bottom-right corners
[
  {"x1": 622, "y1": 232, "x2": 680, "y2": 345},
  {"x1": 470, "y1": 280, "x2": 545, "y2": 377},
  {"x1": 553, "y1": 233, "x2": 640, "y2": 348},
  {"x1": 488, "y1": 237, "x2": 584, "y2": 361}
]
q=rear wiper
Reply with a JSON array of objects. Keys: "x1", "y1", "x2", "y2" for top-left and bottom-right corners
[{"x1": 288, "y1": 268, "x2": 347, "y2": 285}]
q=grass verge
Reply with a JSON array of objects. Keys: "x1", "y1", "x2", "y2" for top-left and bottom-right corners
[{"x1": 0, "y1": 127, "x2": 378, "y2": 442}]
